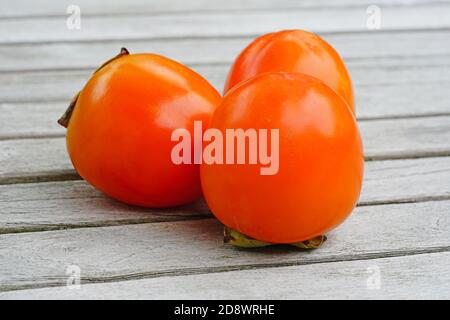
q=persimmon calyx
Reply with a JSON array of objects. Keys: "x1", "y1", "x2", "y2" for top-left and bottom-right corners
[
  {"x1": 57, "y1": 91, "x2": 80, "y2": 128},
  {"x1": 223, "y1": 226, "x2": 327, "y2": 249},
  {"x1": 57, "y1": 47, "x2": 130, "y2": 128},
  {"x1": 224, "y1": 226, "x2": 271, "y2": 248}
]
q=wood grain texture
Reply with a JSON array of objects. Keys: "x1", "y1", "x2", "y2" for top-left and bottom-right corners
[
  {"x1": 0, "y1": 0, "x2": 437, "y2": 18},
  {"x1": 0, "y1": 200, "x2": 449, "y2": 291},
  {"x1": 0, "y1": 102, "x2": 64, "y2": 140},
  {"x1": 0, "y1": 138, "x2": 69, "y2": 183},
  {"x1": 1, "y1": 83, "x2": 449, "y2": 139},
  {"x1": 2, "y1": 0, "x2": 449, "y2": 299},
  {"x1": 362, "y1": 116, "x2": 450, "y2": 159},
  {"x1": 1, "y1": 54, "x2": 449, "y2": 140},
  {"x1": 1, "y1": 55, "x2": 439, "y2": 102},
  {"x1": 359, "y1": 157, "x2": 450, "y2": 205},
  {"x1": 1, "y1": 117, "x2": 449, "y2": 184},
  {"x1": 1, "y1": 30, "x2": 450, "y2": 73},
  {"x1": 2, "y1": 251, "x2": 449, "y2": 299},
  {"x1": 1, "y1": 156, "x2": 450, "y2": 232},
  {"x1": 1, "y1": 5, "x2": 450, "y2": 44},
  {"x1": 0, "y1": 189, "x2": 210, "y2": 234}
]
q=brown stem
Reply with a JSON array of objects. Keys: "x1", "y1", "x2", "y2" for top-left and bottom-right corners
[{"x1": 57, "y1": 47, "x2": 130, "y2": 128}]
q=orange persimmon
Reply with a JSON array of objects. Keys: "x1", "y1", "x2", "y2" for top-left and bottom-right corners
[
  {"x1": 224, "y1": 30, "x2": 355, "y2": 114},
  {"x1": 201, "y1": 73, "x2": 364, "y2": 243},
  {"x1": 59, "y1": 49, "x2": 221, "y2": 207}
]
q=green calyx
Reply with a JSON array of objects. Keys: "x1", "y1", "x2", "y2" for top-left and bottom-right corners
[{"x1": 223, "y1": 226, "x2": 326, "y2": 249}]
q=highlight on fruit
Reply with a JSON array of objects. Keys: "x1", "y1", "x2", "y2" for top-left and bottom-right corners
[
  {"x1": 59, "y1": 47, "x2": 221, "y2": 208},
  {"x1": 59, "y1": 29, "x2": 364, "y2": 250}
]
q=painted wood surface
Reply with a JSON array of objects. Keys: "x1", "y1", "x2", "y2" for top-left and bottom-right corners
[
  {"x1": 1, "y1": 200, "x2": 449, "y2": 291},
  {"x1": 1, "y1": 30, "x2": 449, "y2": 72},
  {"x1": 1, "y1": 0, "x2": 437, "y2": 18},
  {"x1": 1, "y1": 116, "x2": 449, "y2": 184},
  {"x1": 0, "y1": 0, "x2": 449, "y2": 299},
  {"x1": 2, "y1": 252, "x2": 449, "y2": 299},
  {"x1": 1, "y1": 156, "x2": 450, "y2": 233},
  {"x1": 2, "y1": 4, "x2": 450, "y2": 44}
]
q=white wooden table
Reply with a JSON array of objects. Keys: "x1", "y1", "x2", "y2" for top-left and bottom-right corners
[{"x1": 0, "y1": 0, "x2": 449, "y2": 299}]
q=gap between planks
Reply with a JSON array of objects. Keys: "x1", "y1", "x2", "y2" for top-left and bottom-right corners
[
  {"x1": 7, "y1": 27, "x2": 450, "y2": 47},
  {"x1": 2, "y1": 115, "x2": 450, "y2": 185},
  {"x1": 2, "y1": 152, "x2": 450, "y2": 186},
  {"x1": 2, "y1": 4, "x2": 450, "y2": 45},
  {"x1": 2, "y1": 247, "x2": 449, "y2": 294},
  {"x1": 1, "y1": 155, "x2": 450, "y2": 234},
  {"x1": 1, "y1": 251, "x2": 449, "y2": 299},
  {"x1": 1, "y1": 198, "x2": 449, "y2": 292},
  {"x1": 1, "y1": 53, "x2": 449, "y2": 114},
  {"x1": 3, "y1": 111, "x2": 450, "y2": 141},
  {"x1": 1, "y1": 196, "x2": 450, "y2": 236},
  {"x1": 1, "y1": 30, "x2": 448, "y2": 73}
]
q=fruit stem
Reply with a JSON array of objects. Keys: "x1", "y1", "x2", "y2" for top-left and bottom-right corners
[
  {"x1": 57, "y1": 47, "x2": 130, "y2": 128},
  {"x1": 224, "y1": 226, "x2": 327, "y2": 249}
]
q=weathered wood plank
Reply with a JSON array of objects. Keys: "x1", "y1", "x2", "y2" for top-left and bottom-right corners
[
  {"x1": 1, "y1": 156, "x2": 450, "y2": 232},
  {"x1": 0, "y1": 138, "x2": 69, "y2": 183},
  {"x1": 360, "y1": 157, "x2": 450, "y2": 205},
  {"x1": 0, "y1": 192, "x2": 210, "y2": 234},
  {"x1": 2, "y1": 82, "x2": 448, "y2": 140},
  {"x1": 2, "y1": 251, "x2": 449, "y2": 299},
  {"x1": 1, "y1": 0, "x2": 447, "y2": 300},
  {"x1": 1, "y1": 30, "x2": 450, "y2": 72},
  {"x1": 1, "y1": 55, "x2": 449, "y2": 138},
  {"x1": 0, "y1": 102, "x2": 64, "y2": 140},
  {"x1": 2, "y1": 5, "x2": 450, "y2": 44},
  {"x1": 0, "y1": 0, "x2": 436, "y2": 18},
  {"x1": 1, "y1": 117, "x2": 449, "y2": 184},
  {"x1": 2, "y1": 49, "x2": 447, "y2": 103},
  {"x1": 0, "y1": 200, "x2": 448, "y2": 291},
  {"x1": 0, "y1": 180, "x2": 211, "y2": 232},
  {"x1": 362, "y1": 116, "x2": 450, "y2": 159}
]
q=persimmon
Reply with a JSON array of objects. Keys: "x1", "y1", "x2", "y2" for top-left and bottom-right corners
[
  {"x1": 201, "y1": 73, "x2": 364, "y2": 243},
  {"x1": 224, "y1": 29, "x2": 355, "y2": 114},
  {"x1": 59, "y1": 48, "x2": 221, "y2": 207}
]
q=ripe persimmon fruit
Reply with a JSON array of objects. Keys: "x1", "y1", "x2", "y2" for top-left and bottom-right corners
[
  {"x1": 224, "y1": 30, "x2": 355, "y2": 114},
  {"x1": 59, "y1": 48, "x2": 221, "y2": 207},
  {"x1": 201, "y1": 73, "x2": 364, "y2": 243}
]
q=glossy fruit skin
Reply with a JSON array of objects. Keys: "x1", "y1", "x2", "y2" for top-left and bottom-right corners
[
  {"x1": 66, "y1": 53, "x2": 221, "y2": 207},
  {"x1": 224, "y1": 29, "x2": 355, "y2": 114},
  {"x1": 201, "y1": 73, "x2": 364, "y2": 243}
]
